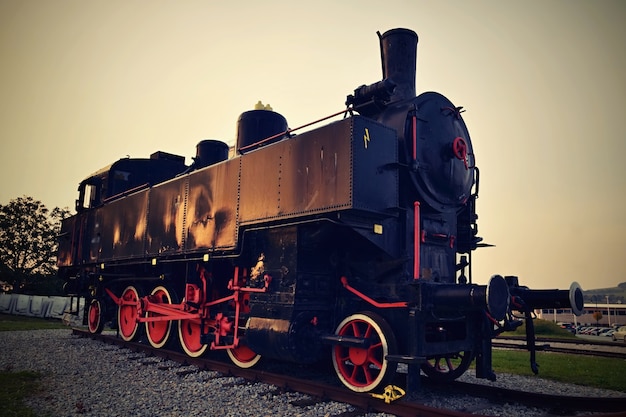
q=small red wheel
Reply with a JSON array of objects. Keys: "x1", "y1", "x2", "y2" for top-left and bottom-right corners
[
  {"x1": 421, "y1": 350, "x2": 473, "y2": 381},
  {"x1": 331, "y1": 312, "x2": 397, "y2": 393},
  {"x1": 145, "y1": 286, "x2": 174, "y2": 349},
  {"x1": 452, "y1": 137, "x2": 469, "y2": 169},
  {"x1": 117, "y1": 286, "x2": 141, "y2": 341},
  {"x1": 228, "y1": 342, "x2": 261, "y2": 368},
  {"x1": 87, "y1": 299, "x2": 104, "y2": 334},
  {"x1": 178, "y1": 306, "x2": 208, "y2": 357}
]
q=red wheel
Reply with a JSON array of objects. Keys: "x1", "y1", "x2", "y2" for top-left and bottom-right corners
[
  {"x1": 117, "y1": 286, "x2": 141, "y2": 341},
  {"x1": 421, "y1": 350, "x2": 473, "y2": 381},
  {"x1": 227, "y1": 342, "x2": 261, "y2": 368},
  {"x1": 178, "y1": 306, "x2": 208, "y2": 357},
  {"x1": 145, "y1": 286, "x2": 174, "y2": 349},
  {"x1": 332, "y1": 312, "x2": 397, "y2": 393},
  {"x1": 87, "y1": 299, "x2": 104, "y2": 334}
]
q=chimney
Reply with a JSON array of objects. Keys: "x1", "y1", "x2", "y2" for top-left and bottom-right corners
[{"x1": 379, "y1": 28, "x2": 418, "y2": 103}]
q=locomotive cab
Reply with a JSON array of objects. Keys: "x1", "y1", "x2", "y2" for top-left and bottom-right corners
[{"x1": 75, "y1": 151, "x2": 187, "y2": 212}]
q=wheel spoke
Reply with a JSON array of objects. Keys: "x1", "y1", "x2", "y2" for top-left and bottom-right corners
[
  {"x1": 364, "y1": 324, "x2": 373, "y2": 339},
  {"x1": 350, "y1": 364, "x2": 359, "y2": 380},
  {"x1": 362, "y1": 364, "x2": 373, "y2": 384},
  {"x1": 351, "y1": 322, "x2": 360, "y2": 337},
  {"x1": 368, "y1": 351, "x2": 383, "y2": 369},
  {"x1": 446, "y1": 357, "x2": 455, "y2": 371}
]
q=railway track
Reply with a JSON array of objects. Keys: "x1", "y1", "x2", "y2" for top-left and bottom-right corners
[
  {"x1": 494, "y1": 337, "x2": 626, "y2": 359},
  {"x1": 72, "y1": 329, "x2": 626, "y2": 416}
]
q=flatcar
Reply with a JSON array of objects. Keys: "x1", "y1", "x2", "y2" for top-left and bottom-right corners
[{"x1": 58, "y1": 28, "x2": 583, "y2": 393}]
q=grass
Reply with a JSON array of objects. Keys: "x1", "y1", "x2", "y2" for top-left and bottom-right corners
[
  {"x1": 491, "y1": 349, "x2": 626, "y2": 392},
  {"x1": 0, "y1": 370, "x2": 42, "y2": 417},
  {"x1": 0, "y1": 314, "x2": 67, "y2": 416},
  {"x1": 0, "y1": 314, "x2": 68, "y2": 332},
  {"x1": 494, "y1": 320, "x2": 626, "y2": 392},
  {"x1": 499, "y1": 318, "x2": 578, "y2": 339}
]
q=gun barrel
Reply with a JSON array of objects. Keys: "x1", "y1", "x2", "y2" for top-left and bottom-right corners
[{"x1": 509, "y1": 281, "x2": 584, "y2": 316}]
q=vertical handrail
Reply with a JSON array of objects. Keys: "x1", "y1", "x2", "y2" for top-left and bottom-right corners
[{"x1": 414, "y1": 201, "x2": 420, "y2": 280}]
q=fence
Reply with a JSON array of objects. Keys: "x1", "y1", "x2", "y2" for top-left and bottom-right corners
[{"x1": 0, "y1": 293, "x2": 85, "y2": 323}]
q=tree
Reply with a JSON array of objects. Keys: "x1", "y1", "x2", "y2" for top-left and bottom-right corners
[
  {"x1": 0, "y1": 196, "x2": 70, "y2": 290},
  {"x1": 592, "y1": 311, "x2": 603, "y2": 325}
]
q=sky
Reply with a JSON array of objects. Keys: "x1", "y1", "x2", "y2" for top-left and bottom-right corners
[{"x1": 1, "y1": 0, "x2": 624, "y2": 291}]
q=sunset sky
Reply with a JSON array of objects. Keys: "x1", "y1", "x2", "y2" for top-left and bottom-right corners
[{"x1": 1, "y1": 0, "x2": 624, "y2": 291}]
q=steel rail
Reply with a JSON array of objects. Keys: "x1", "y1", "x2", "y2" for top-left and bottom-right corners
[
  {"x1": 71, "y1": 329, "x2": 472, "y2": 416},
  {"x1": 441, "y1": 380, "x2": 626, "y2": 414},
  {"x1": 494, "y1": 338, "x2": 626, "y2": 360},
  {"x1": 72, "y1": 329, "x2": 626, "y2": 417}
]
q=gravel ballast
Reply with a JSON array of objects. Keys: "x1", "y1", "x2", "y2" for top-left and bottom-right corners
[{"x1": 0, "y1": 328, "x2": 623, "y2": 416}]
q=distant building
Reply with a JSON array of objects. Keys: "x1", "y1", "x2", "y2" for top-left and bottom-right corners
[{"x1": 536, "y1": 303, "x2": 625, "y2": 326}]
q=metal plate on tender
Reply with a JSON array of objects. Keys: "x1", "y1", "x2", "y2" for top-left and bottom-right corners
[
  {"x1": 97, "y1": 190, "x2": 149, "y2": 260},
  {"x1": 147, "y1": 178, "x2": 188, "y2": 255},
  {"x1": 186, "y1": 161, "x2": 239, "y2": 251},
  {"x1": 239, "y1": 118, "x2": 353, "y2": 224},
  {"x1": 239, "y1": 116, "x2": 396, "y2": 225}
]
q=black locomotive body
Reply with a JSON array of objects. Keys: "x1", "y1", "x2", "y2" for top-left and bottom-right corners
[{"x1": 58, "y1": 28, "x2": 583, "y2": 393}]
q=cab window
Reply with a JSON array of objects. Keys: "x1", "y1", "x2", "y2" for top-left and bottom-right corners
[{"x1": 76, "y1": 178, "x2": 101, "y2": 211}]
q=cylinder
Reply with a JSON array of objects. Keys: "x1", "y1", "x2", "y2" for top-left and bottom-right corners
[
  {"x1": 379, "y1": 28, "x2": 418, "y2": 103},
  {"x1": 194, "y1": 140, "x2": 229, "y2": 169},
  {"x1": 429, "y1": 275, "x2": 510, "y2": 320},
  {"x1": 236, "y1": 109, "x2": 288, "y2": 154}
]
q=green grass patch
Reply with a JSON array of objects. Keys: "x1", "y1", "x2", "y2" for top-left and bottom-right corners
[
  {"x1": 0, "y1": 314, "x2": 64, "y2": 416},
  {"x1": 500, "y1": 318, "x2": 577, "y2": 339},
  {"x1": 0, "y1": 314, "x2": 67, "y2": 332},
  {"x1": 0, "y1": 370, "x2": 42, "y2": 417},
  {"x1": 492, "y1": 349, "x2": 626, "y2": 392}
]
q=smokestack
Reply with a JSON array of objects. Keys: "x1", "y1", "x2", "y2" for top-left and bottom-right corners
[{"x1": 379, "y1": 28, "x2": 418, "y2": 103}]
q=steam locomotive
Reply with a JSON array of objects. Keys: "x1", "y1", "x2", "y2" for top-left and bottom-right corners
[{"x1": 58, "y1": 28, "x2": 583, "y2": 393}]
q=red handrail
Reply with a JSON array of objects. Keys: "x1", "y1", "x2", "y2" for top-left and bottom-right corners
[{"x1": 340, "y1": 276, "x2": 407, "y2": 308}]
